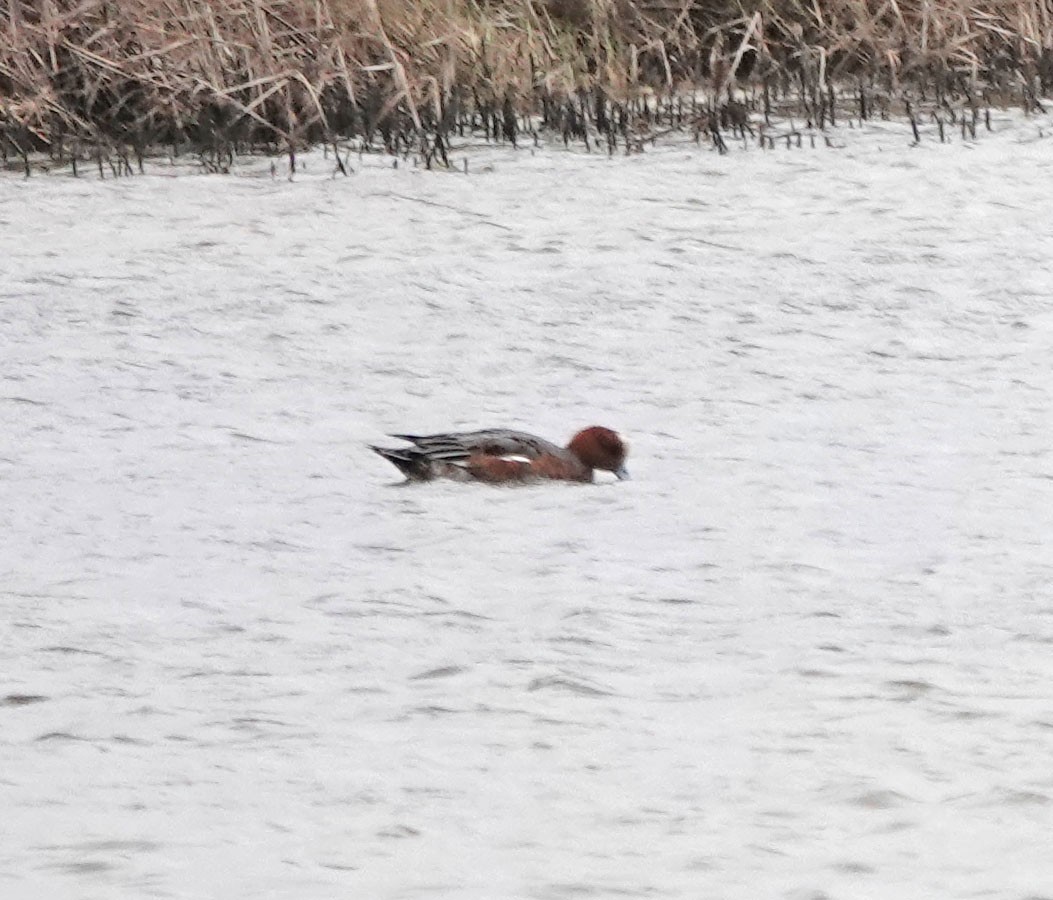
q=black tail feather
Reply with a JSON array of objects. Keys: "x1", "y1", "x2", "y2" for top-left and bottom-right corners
[{"x1": 371, "y1": 445, "x2": 432, "y2": 481}]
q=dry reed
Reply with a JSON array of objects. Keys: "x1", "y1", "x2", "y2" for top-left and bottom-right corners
[{"x1": 1, "y1": 0, "x2": 1051, "y2": 170}]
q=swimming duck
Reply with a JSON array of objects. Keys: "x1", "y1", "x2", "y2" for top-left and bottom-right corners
[{"x1": 372, "y1": 426, "x2": 629, "y2": 483}]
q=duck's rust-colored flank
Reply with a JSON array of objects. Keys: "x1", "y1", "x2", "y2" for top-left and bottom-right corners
[{"x1": 372, "y1": 426, "x2": 629, "y2": 484}]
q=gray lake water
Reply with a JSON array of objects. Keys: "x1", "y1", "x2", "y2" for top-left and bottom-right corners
[{"x1": 3, "y1": 119, "x2": 1053, "y2": 899}]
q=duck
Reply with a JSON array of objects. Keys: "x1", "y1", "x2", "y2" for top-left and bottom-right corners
[{"x1": 371, "y1": 426, "x2": 629, "y2": 483}]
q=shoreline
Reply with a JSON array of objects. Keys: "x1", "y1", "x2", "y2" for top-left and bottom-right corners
[{"x1": 4, "y1": 96, "x2": 1051, "y2": 179}]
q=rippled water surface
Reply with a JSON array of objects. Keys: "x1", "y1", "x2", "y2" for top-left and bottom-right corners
[{"x1": 3, "y1": 116, "x2": 1053, "y2": 899}]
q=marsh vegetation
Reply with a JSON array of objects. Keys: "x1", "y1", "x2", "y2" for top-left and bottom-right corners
[{"x1": 2, "y1": 0, "x2": 1051, "y2": 172}]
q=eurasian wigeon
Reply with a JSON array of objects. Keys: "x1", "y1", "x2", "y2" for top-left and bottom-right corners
[{"x1": 371, "y1": 426, "x2": 629, "y2": 483}]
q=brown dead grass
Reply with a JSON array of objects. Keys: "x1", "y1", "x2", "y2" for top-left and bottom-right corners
[{"x1": 1, "y1": 0, "x2": 1051, "y2": 161}]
